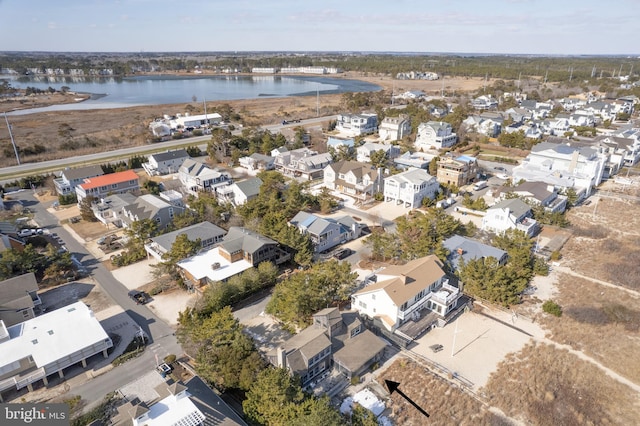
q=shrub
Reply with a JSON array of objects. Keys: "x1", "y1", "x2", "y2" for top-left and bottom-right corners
[
  {"x1": 533, "y1": 257, "x2": 550, "y2": 276},
  {"x1": 164, "y1": 354, "x2": 177, "y2": 364},
  {"x1": 549, "y1": 251, "x2": 562, "y2": 261},
  {"x1": 542, "y1": 300, "x2": 563, "y2": 317},
  {"x1": 350, "y1": 375, "x2": 360, "y2": 386}
]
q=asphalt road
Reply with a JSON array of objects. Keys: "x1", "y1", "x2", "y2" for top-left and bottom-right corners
[{"x1": 20, "y1": 191, "x2": 183, "y2": 408}]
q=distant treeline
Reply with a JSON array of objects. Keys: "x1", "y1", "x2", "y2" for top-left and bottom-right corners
[{"x1": 2, "y1": 52, "x2": 638, "y2": 84}]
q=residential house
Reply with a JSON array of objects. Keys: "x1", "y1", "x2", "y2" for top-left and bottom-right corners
[
  {"x1": 512, "y1": 141, "x2": 606, "y2": 198},
  {"x1": 218, "y1": 177, "x2": 263, "y2": 206},
  {"x1": 142, "y1": 149, "x2": 190, "y2": 176},
  {"x1": 274, "y1": 147, "x2": 333, "y2": 180},
  {"x1": 0, "y1": 233, "x2": 25, "y2": 255},
  {"x1": 442, "y1": 235, "x2": 508, "y2": 272},
  {"x1": 0, "y1": 273, "x2": 41, "y2": 327},
  {"x1": 436, "y1": 155, "x2": 479, "y2": 187},
  {"x1": 505, "y1": 107, "x2": 533, "y2": 123},
  {"x1": 75, "y1": 170, "x2": 140, "y2": 205},
  {"x1": 393, "y1": 151, "x2": 436, "y2": 170},
  {"x1": 0, "y1": 302, "x2": 112, "y2": 399},
  {"x1": 462, "y1": 113, "x2": 504, "y2": 137},
  {"x1": 54, "y1": 165, "x2": 104, "y2": 196},
  {"x1": 238, "y1": 153, "x2": 275, "y2": 172},
  {"x1": 177, "y1": 227, "x2": 290, "y2": 287},
  {"x1": 335, "y1": 113, "x2": 378, "y2": 136},
  {"x1": 378, "y1": 115, "x2": 411, "y2": 141},
  {"x1": 91, "y1": 193, "x2": 137, "y2": 228},
  {"x1": 356, "y1": 143, "x2": 400, "y2": 164},
  {"x1": 351, "y1": 255, "x2": 461, "y2": 339},
  {"x1": 114, "y1": 380, "x2": 206, "y2": 426},
  {"x1": 269, "y1": 308, "x2": 387, "y2": 385},
  {"x1": 289, "y1": 211, "x2": 360, "y2": 253},
  {"x1": 415, "y1": 121, "x2": 457, "y2": 151},
  {"x1": 383, "y1": 168, "x2": 439, "y2": 208},
  {"x1": 178, "y1": 158, "x2": 232, "y2": 195},
  {"x1": 594, "y1": 134, "x2": 640, "y2": 170},
  {"x1": 481, "y1": 198, "x2": 538, "y2": 237},
  {"x1": 495, "y1": 181, "x2": 567, "y2": 213},
  {"x1": 121, "y1": 194, "x2": 185, "y2": 230},
  {"x1": 145, "y1": 221, "x2": 227, "y2": 261},
  {"x1": 472, "y1": 95, "x2": 498, "y2": 110},
  {"x1": 323, "y1": 161, "x2": 382, "y2": 200}
]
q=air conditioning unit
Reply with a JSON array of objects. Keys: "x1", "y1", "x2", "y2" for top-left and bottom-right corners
[{"x1": 211, "y1": 262, "x2": 221, "y2": 270}]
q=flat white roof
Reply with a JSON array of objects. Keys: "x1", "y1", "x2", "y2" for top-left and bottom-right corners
[
  {"x1": 1, "y1": 302, "x2": 110, "y2": 369},
  {"x1": 178, "y1": 247, "x2": 253, "y2": 282},
  {"x1": 144, "y1": 393, "x2": 206, "y2": 426}
]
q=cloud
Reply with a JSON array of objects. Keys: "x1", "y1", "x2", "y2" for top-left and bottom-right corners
[{"x1": 47, "y1": 22, "x2": 57, "y2": 30}]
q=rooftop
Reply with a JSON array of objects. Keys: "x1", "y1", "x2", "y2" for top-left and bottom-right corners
[
  {"x1": 177, "y1": 247, "x2": 253, "y2": 282},
  {"x1": 0, "y1": 302, "x2": 110, "y2": 369},
  {"x1": 79, "y1": 170, "x2": 139, "y2": 190}
]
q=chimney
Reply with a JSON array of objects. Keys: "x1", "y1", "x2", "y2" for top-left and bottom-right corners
[
  {"x1": 276, "y1": 346, "x2": 287, "y2": 368},
  {"x1": 457, "y1": 248, "x2": 464, "y2": 255}
]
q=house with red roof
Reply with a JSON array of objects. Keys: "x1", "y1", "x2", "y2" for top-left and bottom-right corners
[{"x1": 75, "y1": 169, "x2": 140, "y2": 204}]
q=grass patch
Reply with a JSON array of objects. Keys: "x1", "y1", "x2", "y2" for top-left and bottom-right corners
[{"x1": 542, "y1": 300, "x2": 562, "y2": 317}]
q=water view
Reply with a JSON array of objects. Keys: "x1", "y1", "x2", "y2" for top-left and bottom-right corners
[{"x1": 3, "y1": 74, "x2": 380, "y2": 114}]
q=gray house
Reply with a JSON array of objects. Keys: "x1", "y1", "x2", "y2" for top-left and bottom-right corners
[
  {"x1": 145, "y1": 221, "x2": 227, "y2": 261},
  {"x1": 0, "y1": 273, "x2": 41, "y2": 327},
  {"x1": 143, "y1": 149, "x2": 191, "y2": 176},
  {"x1": 442, "y1": 235, "x2": 508, "y2": 272},
  {"x1": 289, "y1": 211, "x2": 360, "y2": 253},
  {"x1": 121, "y1": 194, "x2": 185, "y2": 230},
  {"x1": 269, "y1": 307, "x2": 387, "y2": 385}
]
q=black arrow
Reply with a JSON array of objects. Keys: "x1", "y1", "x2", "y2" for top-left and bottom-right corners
[{"x1": 385, "y1": 379, "x2": 430, "y2": 418}]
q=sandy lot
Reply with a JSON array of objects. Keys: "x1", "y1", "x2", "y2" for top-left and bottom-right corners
[
  {"x1": 146, "y1": 289, "x2": 198, "y2": 326},
  {"x1": 412, "y1": 308, "x2": 543, "y2": 391}
]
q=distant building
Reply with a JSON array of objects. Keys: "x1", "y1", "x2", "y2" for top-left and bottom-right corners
[
  {"x1": 217, "y1": 177, "x2": 263, "y2": 206},
  {"x1": 481, "y1": 198, "x2": 538, "y2": 237},
  {"x1": 356, "y1": 142, "x2": 400, "y2": 164},
  {"x1": 324, "y1": 161, "x2": 383, "y2": 200},
  {"x1": 335, "y1": 113, "x2": 378, "y2": 136},
  {"x1": 442, "y1": 235, "x2": 508, "y2": 272},
  {"x1": 121, "y1": 194, "x2": 185, "y2": 230},
  {"x1": 274, "y1": 148, "x2": 333, "y2": 181},
  {"x1": 378, "y1": 115, "x2": 411, "y2": 141},
  {"x1": 238, "y1": 153, "x2": 275, "y2": 171}
]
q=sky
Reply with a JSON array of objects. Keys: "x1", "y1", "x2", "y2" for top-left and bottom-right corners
[{"x1": 0, "y1": 0, "x2": 638, "y2": 55}]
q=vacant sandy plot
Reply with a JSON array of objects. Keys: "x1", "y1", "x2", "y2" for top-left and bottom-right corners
[
  {"x1": 412, "y1": 308, "x2": 542, "y2": 391},
  {"x1": 146, "y1": 289, "x2": 198, "y2": 326}
]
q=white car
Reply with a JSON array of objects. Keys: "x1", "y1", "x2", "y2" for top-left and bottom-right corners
[
  {"x1": 496, "y1": 173, "x2": 510, "y2": 180},
  {"x1": 17, "y1": 229, "x2": 36, "y2": 237}
]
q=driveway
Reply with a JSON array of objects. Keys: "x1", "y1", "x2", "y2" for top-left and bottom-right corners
[{"x1": 111, "y1": 258, "x2": 160, "y2": 290}]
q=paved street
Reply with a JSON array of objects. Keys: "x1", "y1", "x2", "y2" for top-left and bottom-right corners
[{"x1": 13, "y1": 191, "x2": 183, "y2": 410}]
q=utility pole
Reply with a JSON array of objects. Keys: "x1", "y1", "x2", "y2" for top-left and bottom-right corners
[
  {"x1": 316, "y1": 85, "x2": 320, "y2": 117},
  {"x1": 4, "y1": 112, "x2": 20, "y2": 165}
]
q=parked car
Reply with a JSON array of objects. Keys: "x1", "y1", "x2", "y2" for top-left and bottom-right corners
[
  {"x1": 494, "y1": 166, "x2": 507, "y2": 172},
  {"x1": 17, "y1": 229, "x2": 36, "y2": 237},
  {"x1": 128, "y1": 290, "x2": 150, "y2": 305},
  {"x1": 333, "y1": 248, "x2": 353, "y2": 260}
]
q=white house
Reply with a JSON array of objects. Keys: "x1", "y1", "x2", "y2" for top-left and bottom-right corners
[
  {"x1": 178, "y1": 159, "x2": 232, "y2": 195},
  {"x1": 335, "y1": 113, "x2": 378, "y2": 136},
  {"x1": 289, "y1": 211, "x2": 360, "y2": 253},
  {"x1": 481, "y1": 198, "x2": 538, "y2": 237},
  {"x1": 415, "y1": 121, "x2": 457, "y2": 151},
  {"x1": 384, "y1": 168, "x2": 439, "y2": 208},
  {"x1": 54, "y1": 165, "x2": 104, "y2": 196},
  {"x1": 324, "y1": 161, "x2": 383, "y2": 200},
  {"x1": 142, "y1": 149, "x2": 191, "y2": 176},
  {"x1": 239, "y1": 153, "x2": 275, "y2": 171},
  {"x1": 0, "y1": 302, "x2": 112, "y2": 397},
  {"x1": 356, "y1": 143, "x2": 400, "y2": 164},
  {"x1": 512, "y1": 141, "x2": 606, "y2": 198},
  {"x1": 351, "y1": 255, "x2": 460, "y2": 337},
  {"x1": 218, "y1": 177, "x2": 263, "y2": 206},
  {"x1": 378, "y1": 115, "x2": 411, "y2": 141}
]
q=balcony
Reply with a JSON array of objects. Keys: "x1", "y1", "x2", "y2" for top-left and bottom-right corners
[{"x1": 431, "y1": 282, "x2": 460, "y2": 306}]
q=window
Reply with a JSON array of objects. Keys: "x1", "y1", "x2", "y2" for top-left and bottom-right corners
[
  {"x1": 371, "y1": 294, "x2": 376, "y2": 300},
  {"x1": 359, "y1": 300, "x2": 367, "y2": 309},
  {"x1": 112, "y1": 184, "x2": 118, "y2": 189},
  {"x1": 22, "y1": 309, "x2": 30, "y2": 318}
]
